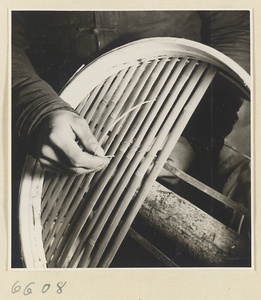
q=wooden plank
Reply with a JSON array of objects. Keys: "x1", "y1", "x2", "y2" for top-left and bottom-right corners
[{"x1": 138, "y1": 182, "x2": 251, "y2": 266}]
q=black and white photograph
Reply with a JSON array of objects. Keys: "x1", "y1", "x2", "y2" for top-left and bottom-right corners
[{"x1": 11, "y1": 10, "x2": 252, "y2": 270}]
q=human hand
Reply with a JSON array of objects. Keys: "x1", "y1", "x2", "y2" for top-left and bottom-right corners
[{"x1": 32, "y1": 110, "x2": 110, "y2": 174}]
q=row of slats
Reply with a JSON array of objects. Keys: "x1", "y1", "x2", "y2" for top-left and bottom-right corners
[{"x1": 40, "y1": 56, "x2": 216, "y2": 267}]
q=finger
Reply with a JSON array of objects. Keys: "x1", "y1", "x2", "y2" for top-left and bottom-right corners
[
  {"x1": 54, "y1": 133, "x2": 110, "y2": 169},
  {"x1": 38, "y1": 144, "x2": 80, "y2": 173},
  {"x1": 71, "y1": 118, "x2": 105, "y2": 157},
  {"x1": 39, "y1": 157, "x2": 106, "y2": 175},
  {"x1": 39, "y1": 157, "x2": 73, "y2": 174},
  {"x1": 39, "y1": 135, "x2": 109, "y2": 172},
  {"x1": 67, "y1": 163, "x2": 109, "y2": 174},
  {"x1": 38, "y1": 144, "x2": 66, "y2": 167}
]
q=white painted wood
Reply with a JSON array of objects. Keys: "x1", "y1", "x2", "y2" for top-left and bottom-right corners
[
  {"x1": 60, "y1": 38, "x2": 250, "y2": 108},
  {"x1": 19, "y1": 155, "x2": 46, "y2": 268}
]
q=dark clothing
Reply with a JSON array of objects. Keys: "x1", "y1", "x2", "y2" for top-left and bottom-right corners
[
  {"x1": 199, "y1": 11, "x2": 250, "y2": 73},
  {"x1": 12, "y1": 10, "x2": 250, "y2": 148},
  {"x1": 12, "y1": 11, "x2": 201, "y2": 145}
]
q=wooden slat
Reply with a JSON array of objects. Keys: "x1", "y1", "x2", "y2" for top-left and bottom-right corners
[
  {"x1": 90, "y1": 60, "x2": 207, "y2": 267},
  {"x1": 102, "y1": 59, "x2": 159, "y2": 151},
  {"x1": 127, "y1": 227, "x2": 179, "y2": 268},
  {"x1": 55, "y1": 57, "x2": 179, "y2": 267},
  {"x1": 163, "y1": 163, "x2": 250, "y2": 217},
  {"x1": 92, "y1": 65, "x2": 138, "y2": 136},
  {"x1": 99, "y1": 64, "x2": 217, "y2": 267},
  {"x1": 67, "y1": 59, "x2": 173, "y2": 264}
]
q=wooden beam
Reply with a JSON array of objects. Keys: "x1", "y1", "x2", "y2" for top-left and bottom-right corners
[
  {"x1": 163, "y1": 163, "x2": 250, "y2": 218},
  {"x1": 138, "y1": 182, "x2": 251, "y2": 266}
]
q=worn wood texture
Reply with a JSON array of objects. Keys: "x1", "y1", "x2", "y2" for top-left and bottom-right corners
[{"x1": 138, "y1": 182, "x2": 251, "y2": 266}]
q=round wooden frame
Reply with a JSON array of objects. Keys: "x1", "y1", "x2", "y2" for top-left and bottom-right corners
[{"x1": 18, "y1": 37, "x2": 250, "y2": 268}]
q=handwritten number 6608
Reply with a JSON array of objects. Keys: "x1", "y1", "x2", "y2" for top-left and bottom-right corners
[{"x1": 11, "y1": 281, "x2": 66, "y2": 295}]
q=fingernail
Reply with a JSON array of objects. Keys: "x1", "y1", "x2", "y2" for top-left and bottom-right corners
[
  {"x1": 94, "y1": 145, "x2": 105, "y2": 157},
  {"x1": 104, "y1": 155, "x2": 115, "y2": 158}
]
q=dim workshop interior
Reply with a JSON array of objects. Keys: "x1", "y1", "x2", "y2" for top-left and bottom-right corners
[{"x1": 16, "y1": 38, "x2": 251, "y2": 268}]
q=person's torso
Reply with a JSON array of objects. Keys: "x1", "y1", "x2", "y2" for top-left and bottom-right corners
[{"x1": 24, "y1": 11, "x2": 202, "y2": 59}]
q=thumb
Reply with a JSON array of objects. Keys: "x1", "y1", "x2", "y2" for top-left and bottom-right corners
[{"x1": 71, "y1": 116, "x2": 105, "y2": 157}]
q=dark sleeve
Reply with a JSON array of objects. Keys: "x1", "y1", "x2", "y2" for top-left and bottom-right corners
[
  {"x1": 182, "y1": 11, "x2": 250, "y2": 172},
  {"x1": 198, "y1": 10, "x2": 250, "y2": 74},
  {"x1": 12, "y1": 12, "x2": 75, "y2": 145}
]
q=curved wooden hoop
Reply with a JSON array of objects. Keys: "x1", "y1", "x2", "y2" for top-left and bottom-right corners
[
  {"x1": 18, "y1": 37, "x2": 250, "y2": 269},
  {"x1": 61, "y1": 37, "x2": 250, "y2": 108}
]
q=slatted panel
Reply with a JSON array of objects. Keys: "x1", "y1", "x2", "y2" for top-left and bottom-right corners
[{"x1": 37, "y1": 57, "x2": 217, "y2": 268}]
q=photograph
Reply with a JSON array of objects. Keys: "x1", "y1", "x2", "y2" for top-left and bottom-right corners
[{"x1": 11, "y1": 10, "x2": 252, "y2": 270}]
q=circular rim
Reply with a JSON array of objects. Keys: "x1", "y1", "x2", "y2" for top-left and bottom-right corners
[
  {"x1": 18, "y1": 37, "x2": 251, "y2": 268},
  {"x1": 60, "y1": 37, "x2": 250, "y2": 108}
]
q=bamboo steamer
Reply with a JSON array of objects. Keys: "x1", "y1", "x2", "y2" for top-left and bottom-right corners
[{"x1": 18, "y1": 37, "x2": 250, "y2": 268}]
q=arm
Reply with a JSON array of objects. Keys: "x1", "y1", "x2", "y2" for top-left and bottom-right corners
[{"x1": 12, "y1": 12, "x2": 109, "y2": 174}]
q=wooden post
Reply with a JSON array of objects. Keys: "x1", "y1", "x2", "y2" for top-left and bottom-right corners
[{"x1": 138, "y1": 182, "x2": 250, "y2": 267}]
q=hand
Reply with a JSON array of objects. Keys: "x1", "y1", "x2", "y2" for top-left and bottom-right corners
[{"x1": 32, "y1": 110, "x2": 110, "y2": 174}]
